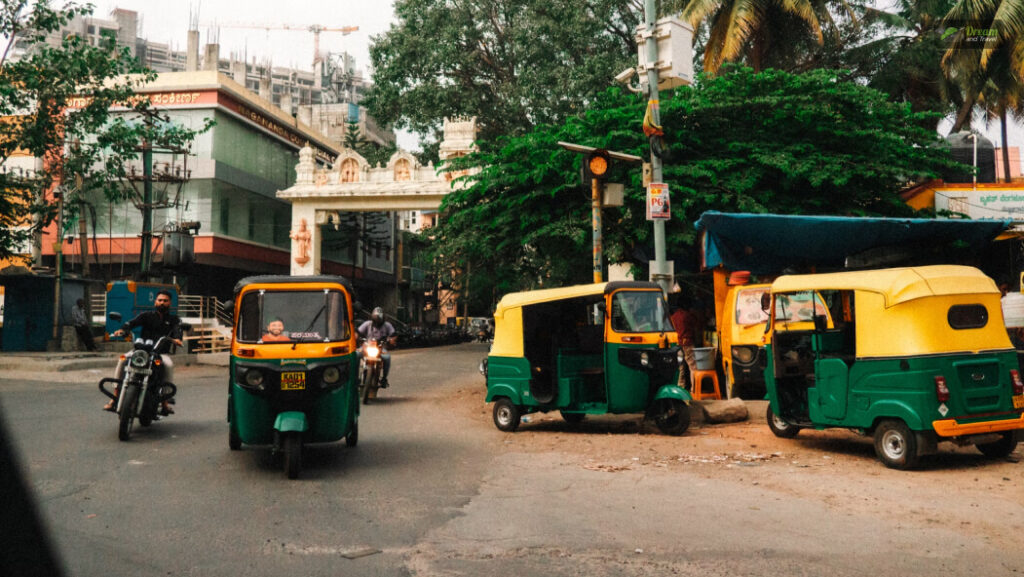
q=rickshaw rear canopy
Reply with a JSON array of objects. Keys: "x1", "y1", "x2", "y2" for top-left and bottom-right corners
[{"x1": 770, "y1": 265, "x2": 1000, "y2": 308}]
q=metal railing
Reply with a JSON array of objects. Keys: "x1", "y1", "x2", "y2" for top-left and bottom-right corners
[{"x1": 88, "y1": 293, "x2": 233, "y2": 353}]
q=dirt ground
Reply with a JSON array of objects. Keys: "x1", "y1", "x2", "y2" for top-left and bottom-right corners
[{"x1": 440, "y1": 379, "x2": 1024, "y2": 552}]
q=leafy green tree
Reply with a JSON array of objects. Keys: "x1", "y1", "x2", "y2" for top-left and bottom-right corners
[
  {"x1": 0, "y1": 0, "x2": 210, "y2": 263},
  {"x1": 364, "y1": 0, "x2": 645, "y2": 156},
  {"x1": 433, "y1": 67, "x2": 962, "y2": 299}
]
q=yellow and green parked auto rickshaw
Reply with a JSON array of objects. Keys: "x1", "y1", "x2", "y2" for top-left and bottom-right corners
[
  {"x1": 486, "y1": 281, "x2": 692, "y2": 435},
  {"x1": 764, "y1": 265, "x2": 1024, "y2": 469},
  {"x1": 227, "y1": 275, "x2": 359, "y2": 479}
]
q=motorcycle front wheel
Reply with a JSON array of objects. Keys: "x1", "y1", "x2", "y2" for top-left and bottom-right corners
[
  {"x1": 118, "y1": 385, "x2": 139, "y2": 441},
  {"x1": 361, "y1": 367, "x2": 377, "y2": 405}
]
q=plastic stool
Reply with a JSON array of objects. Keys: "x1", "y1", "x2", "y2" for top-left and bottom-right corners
[{"x1": 690, "y1": 369, "x2": 721, "y2": 400}]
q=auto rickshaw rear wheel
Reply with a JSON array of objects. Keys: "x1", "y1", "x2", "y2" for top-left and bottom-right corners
[
  {"x1": 283, "y1": 433, "x2": 302, "y2": 479},
  {"x1": 976, "y1": 432, "x2": 1017, "y2": 458},
  {"x1": 493, "y1": 398, "x2": 521, "y2": 432},
  {"x1": 653, "y1": 399, "x2": 690, "y2": 436},
  {"x1": 560, "y1": 411, "x2": 586, "y2": 425},
  {"x1": 766, "y1": 405, "x2": 801, "y2": 439},
  {"x1": 873, "y1": 419, "x2": 920, "y2": 470},
  {"x1": 346, "y1": 422, "x2": 359, "y2": 447}
]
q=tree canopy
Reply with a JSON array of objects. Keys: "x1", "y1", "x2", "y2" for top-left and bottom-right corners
[
  {"x1": 363, "y1": 0, "x2": 649, "y2": 156},
  {"x1": 0, "y1": 0, "x2": 211, "y2": 263},
  {"x1": 430, "y1": 67, "x2": 961, "y2": 307}
]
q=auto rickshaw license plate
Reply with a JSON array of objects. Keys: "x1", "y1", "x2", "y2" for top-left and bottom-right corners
[
  {"x1": 281, "y1": 372, "x2": 306, "y2": 390},
  {"x1": 1014, "y1": 394, "x2": 1024, "y2": 409}
]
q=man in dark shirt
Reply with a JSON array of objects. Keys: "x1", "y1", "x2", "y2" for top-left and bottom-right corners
[{"x1": 104, "y1": 290, "x2": 183, "y2": 413}]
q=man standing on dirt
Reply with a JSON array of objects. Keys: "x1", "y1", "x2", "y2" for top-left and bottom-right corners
[{"x1": 670, "y1": 295, "x2": 699, "y2": 388}]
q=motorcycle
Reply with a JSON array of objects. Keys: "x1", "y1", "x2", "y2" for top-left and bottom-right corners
[
  {"x1": 99, "y1": 334, "x2": 182, "y2": 441},
  {"x1": 359, "y1": 339, "x2": 386, "y2": 404}
]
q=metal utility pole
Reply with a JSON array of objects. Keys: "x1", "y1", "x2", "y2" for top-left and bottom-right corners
[
  {"x1": 140, "y1": 141, "x2": 153, "y2": 278},
  {"x1": 643, "y1": 0, "x2": 670, "y2": 294}
]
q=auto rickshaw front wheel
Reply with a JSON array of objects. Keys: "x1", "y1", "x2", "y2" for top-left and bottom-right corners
[
  {"x1": 653, "y1": 399, "x2": 691, "y2": 436},
  {"x1": 229, "y1": 424, "x2": 242, "y2": 451},
  {"x1": 873, "y1": 419, "x2": 920, "y2": 470},
  {"x1": 976, "y1": 432, "x2": 1017, "y2": 458},
  {"x1": 283, "y1": 433, "x2": 302, "y2": 479},
  {"x1": 493, "y1": 398, "x2": 521, "y2": 432},
  {"x1": 766, "y1": 405, "x2": 801, "y2": 439}
]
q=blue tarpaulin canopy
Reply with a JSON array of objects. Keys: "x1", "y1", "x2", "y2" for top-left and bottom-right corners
[{"x1": 695, "y1": 211, "x2": 1012, "y2": 274}]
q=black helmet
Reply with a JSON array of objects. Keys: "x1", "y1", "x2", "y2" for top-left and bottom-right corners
[{"x1": 372, "y1": 307, "x2": 385, "y2": 327}]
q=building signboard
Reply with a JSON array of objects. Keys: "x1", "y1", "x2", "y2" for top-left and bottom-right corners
[{"x1": 934, "y1": 187, "x2": 1024, "y2": 221}]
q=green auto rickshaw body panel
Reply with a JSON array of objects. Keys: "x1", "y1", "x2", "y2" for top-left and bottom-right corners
[
  {"x1": 767, "y1": 341, "x2": 1020, "y2": 434},
  {"x1": 228, "y1": 355, "x2": 358, "y2": 446}
]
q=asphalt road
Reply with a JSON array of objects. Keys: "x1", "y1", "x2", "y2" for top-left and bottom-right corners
[{"x1": 3, "y1": 342, "x2": 1023, "y2": 577}]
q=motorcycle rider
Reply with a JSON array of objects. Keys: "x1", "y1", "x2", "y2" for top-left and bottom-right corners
[
  {"x1": 357, "y1": 307, "x2": 397, "y2": 388},
  {"x1": 104, "y1": 290, "x2": 183, "y2": 414}
]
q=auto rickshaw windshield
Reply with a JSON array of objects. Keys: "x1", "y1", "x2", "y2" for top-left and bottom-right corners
[
  {"x1": 610, "y1": 291, "x2": 673, "y2": 333},
  {"x1": 237, "y1": 289, "x2": 350, "y2": 343}
]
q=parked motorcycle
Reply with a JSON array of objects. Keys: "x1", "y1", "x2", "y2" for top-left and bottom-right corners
[
  {"x1": 359, "y1": 339, "x2": 386, "y2": 404},
  {"x1": 99, "y1": 329, "x2": 187, "y2": 441}
]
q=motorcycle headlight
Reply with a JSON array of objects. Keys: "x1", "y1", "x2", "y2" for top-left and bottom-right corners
[
  {"x1": 244, "y1": 368, "x2": 265, "y2": 389},
  {"x1": 365, "y1": 344, "x2": 380, "y2": 359},
  {"x1": 130, "y1": 353, "x2": 148, "y2": 368},
  {"x1": 322, "y1": 366, "x2": 341, "y2": 385},
  {"x1": 640, "y1": 352, "x2": 650, "y2": 367},
  {"x1": 732, "y1": 346, "x2": 755, "y2": 364}
]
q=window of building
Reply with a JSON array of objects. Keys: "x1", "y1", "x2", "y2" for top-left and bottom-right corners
[{"x1": 219, "y1": 197, "x2": 230, "y2": 234}]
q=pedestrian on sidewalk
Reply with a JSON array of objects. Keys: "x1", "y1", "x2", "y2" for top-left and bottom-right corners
[{"x1": 72, "y1": 298, "x2": 97, "y2": 351}]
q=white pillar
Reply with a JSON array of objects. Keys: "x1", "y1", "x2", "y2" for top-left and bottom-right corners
[{"x1": 289, "y1": 203, "x2": 320, "y2": 276}]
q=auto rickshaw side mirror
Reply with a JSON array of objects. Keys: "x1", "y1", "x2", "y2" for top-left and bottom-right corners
[
  {"x1": 760, "y1": 293, "x2": 771, "y2": 312},
  {"x1": 108, "y1": 312, "x2": 122, "y2": 322}
]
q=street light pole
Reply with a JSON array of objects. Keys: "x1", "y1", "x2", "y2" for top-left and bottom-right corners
[{"x1": 643, "y1": 0, "x2": 670, "y2": 294}]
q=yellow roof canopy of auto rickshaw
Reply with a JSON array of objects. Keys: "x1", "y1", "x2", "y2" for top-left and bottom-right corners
[
  {"x1": 771, "y1": 265, "x2": 999, "y2": 308},
  {"x1": 771, "y1": 265, "x2": 1011, "y2": 358},
  {"x1": 491, "y1": 281, "x2": 664, "y2": 358}
]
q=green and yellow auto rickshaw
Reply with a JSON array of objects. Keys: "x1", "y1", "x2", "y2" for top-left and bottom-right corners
[
  {"x1": 227, "y1": 275, "x2": 359, "y2": 479},
  {"x1": 485, "y1": 281, "x2": 692, "y2": 435},
  {"x1": 764, "y1": 265, "x2": 1024, "y2": 469}
]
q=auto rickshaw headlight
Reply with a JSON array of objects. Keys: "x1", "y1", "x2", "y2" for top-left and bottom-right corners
[
  {"x1": 640, "y1": 352, "x2": 650, "y2": 367},
  {"x1": 732, "y1": 346, "x2": 755, "y2": 364},
  {"x1": 244, "y1": 368, "x2": 265, "y2": 389},
  {"x1": 322, "y1": 365, "x2": 341, "y2": 385}
]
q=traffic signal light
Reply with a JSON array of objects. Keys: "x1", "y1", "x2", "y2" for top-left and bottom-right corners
[{"x1": 584, "y1": 149, "x2": 611, "y2": 181}]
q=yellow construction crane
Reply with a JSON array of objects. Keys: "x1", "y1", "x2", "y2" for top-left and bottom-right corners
[{"x1": 200, "y1": 22, "x2": 359, "y2": 68}]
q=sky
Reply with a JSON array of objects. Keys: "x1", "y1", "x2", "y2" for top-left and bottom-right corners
[
  {"x1": 87, "y1": 1, "x2": 1022, "y2": 164},
  {"x1": 91, "y1": 0, "x2": 396, "y2": 76}
]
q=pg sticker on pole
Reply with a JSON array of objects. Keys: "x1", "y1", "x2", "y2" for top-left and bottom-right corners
[{"x1": 647, "y1": 182, "x2": 670, "y2": 220}]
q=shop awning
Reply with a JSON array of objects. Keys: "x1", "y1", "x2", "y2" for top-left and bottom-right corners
[{"x1": 695, "y1": 211, "x2": 1012, "y2": 274}]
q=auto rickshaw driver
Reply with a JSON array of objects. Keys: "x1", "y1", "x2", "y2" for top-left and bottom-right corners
[{"x1": 262, "y1": 318, "x2": 290, "y2": 342}]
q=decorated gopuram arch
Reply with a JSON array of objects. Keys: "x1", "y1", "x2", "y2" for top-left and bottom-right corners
[{"x1": 277, "y1": 117, "x2": 477, "y2": 276}]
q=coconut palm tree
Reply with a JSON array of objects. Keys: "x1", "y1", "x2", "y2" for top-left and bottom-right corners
[
  {"x1": 680, "y1": 0, "x2": 836, "y2": 74},
  {"x1": 942, "y1": 0, "x2": 1024, "y2": 134}
]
